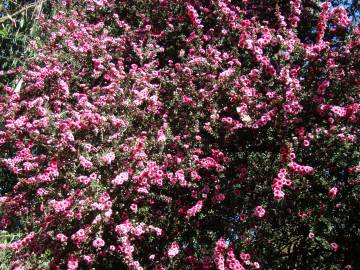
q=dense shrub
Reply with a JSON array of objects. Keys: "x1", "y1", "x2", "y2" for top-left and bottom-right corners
[{"x1": 0, "y1": 0, "x2": 359, "y2": 269}]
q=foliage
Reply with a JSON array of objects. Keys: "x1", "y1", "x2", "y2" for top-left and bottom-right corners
[
  {"x1": 0, "y1": 0, "x2": 359, "y2": 269},
  {"x1": 0, "y1": 0, "x2": 53, "y2": 85}
]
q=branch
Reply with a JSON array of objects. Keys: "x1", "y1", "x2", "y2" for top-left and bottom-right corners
[{"x1": 0, "y1": 2, "x2": 36, "y2": 24}]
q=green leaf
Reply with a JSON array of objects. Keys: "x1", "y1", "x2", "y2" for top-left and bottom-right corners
[{"x1": 0, "y1": 28, "x2": 8, "y2": 38}]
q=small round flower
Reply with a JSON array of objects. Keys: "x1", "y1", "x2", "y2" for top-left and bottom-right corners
[
  {"x1": 130, "y1": 203, "x2": 138, "y2": 213},
  {"x1": 328, "y1": 187, "x2": 338, "y2": 199},
  {"x1": 92, "y1": 238, "x2": 105, "y2": 248},
  {"x1": 56, "y1": 233, "x2": 68, "y2": 242},
  {"x1": 112, "y1": 172, "x2": 129, "y2": 186},
  {"x1": 331, "y1": 242, "x2": 339, "y2": 252},
  {"x1": 102, "y1": 152, "x2": 115, "y2": 165},
  {"x1": 167, "y1": 242, "x2": 180, "y2": 258},
  {"x1": 254, "y1": 206, "x2": 266, "y2": 218},
  {"x1": 67, "y1": 257, "x2": 78, "y2": 270},
  {"x1": 253, "y1": 261, "x2": 260, "y2": 269},
  {"x1": 308, "y1": 232, "x2": 315, "y2": 240},
  {"x1": 76, "y1": 229, "x2": 85, "y2": 237},
  {"x1": 82, "y1": 255, "x2": 94, "y2": 264}
]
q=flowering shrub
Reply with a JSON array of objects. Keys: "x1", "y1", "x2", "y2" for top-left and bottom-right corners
[{"x1": 0, "y1": 0, "x2": 359, "y2": 269}]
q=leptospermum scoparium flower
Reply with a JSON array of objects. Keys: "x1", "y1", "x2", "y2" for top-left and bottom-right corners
[{"x1": 0, "y1": 0, "x2": 359, "y2": 269}]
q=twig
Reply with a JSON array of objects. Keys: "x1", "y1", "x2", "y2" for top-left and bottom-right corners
[{"x1": 0, "y1": 2, "x2": 36, "y2": 24}]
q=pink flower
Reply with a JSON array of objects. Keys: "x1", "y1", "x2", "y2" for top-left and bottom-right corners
[
  {"x1": 112, "y1": 172, "x2": 129, "y2": 186},
  {"x1": 330, "y1": 242, "x2": 339, "y2": 252},
  {"x1": 157, "y1": 128, "x2": 166, "y2": 142},
  {"x1": 308, "y1": 232, "x2": 315, "y2": 240},
  {"x1": 254, "y1": 206, "x2": 266, "y2": 218},
  {"x1": 132, "y1": 224, "x2": 145, "y2": 236},
  {"x1": 67, "y1": 257, "x2": 79, "y2": 270},
  {"x1": 155, "y1": 265, "x2": 166, "y2": 270},
  {"x1": 137, "y1": 187, "x2": 149, "y2": 194},
  {"x1": 331, "y1": 106, "x2": 347, "y2": 117},
  {"x1": 115, "y1": 221, "x2": 132, "y2": 235},
  {"x1": 56, "y1": 233, "x2": 68, "y2": 242},
  {"x1": 328, "y1": 187, "x2": 338, "y2": 199},
  {"x1": 82, "y1": 255, "x2": 94, "y2": 264},
  {"x1": 99, "y1": 192, "x2": 110, "y2": 203},
  {"x1": 77, "y1": 175, "x2": 91, "y2": 185},
  {"x1": 71, "y1": 229, "x2": 87, "y2": 245},
  {"x1": 79, "y1": 156, "x2": 93, "y2": 169},
  {"x1": 167, "y1": 242, "x2": 180, "y2": 258},
  {"x1": 53, "y1": 199, "x2": 71, "y2": 212},
  {"x1": 273, "y1": 189, "x2": 285, "y2": 201},
  {"x1": 130, "y1": 203, "x2": 138, "y2": 213},
  {"x1": 92, "y1": 238, "x2": 105, "y2": 248},
  {"x1": 240, "y1": 252, "x2": 251, "y2": 261},
  {"x1": 186, "y1": 200, "x2": 203, "y2": 217},
  {"x1": 102, "y1": 152, "x2": 115, "y2": 165}
]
